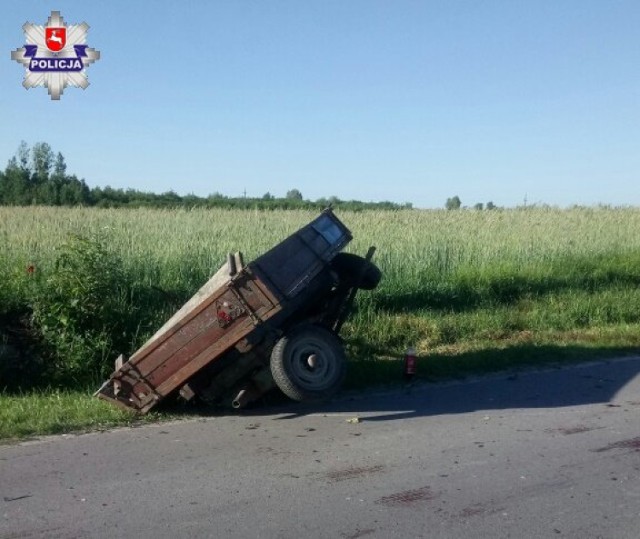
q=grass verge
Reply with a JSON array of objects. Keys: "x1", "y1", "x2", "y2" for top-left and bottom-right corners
[
  {"x1": 3, "y1": 325, "x2": 639, "y2": 442},
  {"x1": 0, "y1": 389, "x2": 167, "y2": 442},
  {"x1": 346, "y1": 325, "x2": 640, "y2": 389}
]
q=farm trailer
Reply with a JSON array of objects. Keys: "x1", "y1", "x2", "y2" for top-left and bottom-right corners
[{"x1": 95, "y1": 209, "x2": 381, "y2": 413}]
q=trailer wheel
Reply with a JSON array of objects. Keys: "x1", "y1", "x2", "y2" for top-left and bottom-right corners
[
  {"x1": 270, "y1": 325, "x2": 346, "y2": 402},
  {"x1": 330, "y1": 253, "x2": 382, "y2": 290}
]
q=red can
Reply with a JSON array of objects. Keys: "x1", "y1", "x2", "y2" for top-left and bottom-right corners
[{"x1": 404, "y1": 347, "x2": 417, "y2": 380}]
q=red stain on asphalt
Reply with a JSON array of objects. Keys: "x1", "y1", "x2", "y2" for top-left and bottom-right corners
[
  {"x1": 547, "y1": 425, "x2": 597, "y2": 435},
  {"x1": 326, "y1": 465, "x2": 385, "y2": 482},
  {"x1": 459, "y1": 505, "x2": 485, "y2": 518},
  {"x1": 593, "y1": 437, "x2": 640, "y2": 453},
  {"x1": 375, "y1": 486, "x2": 437, "y2": 507},
  {"x1": 458, "y1": 503, "x2": 506, "y2": 519}
]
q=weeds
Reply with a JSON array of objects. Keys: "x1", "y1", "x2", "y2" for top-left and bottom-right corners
[{"x1": 28, "y1": 234, "x2": 134, "y2": 384}]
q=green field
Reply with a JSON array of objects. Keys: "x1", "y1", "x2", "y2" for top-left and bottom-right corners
[{"x1": 2, "y1": 206, "x2": 640, "y2": 439}]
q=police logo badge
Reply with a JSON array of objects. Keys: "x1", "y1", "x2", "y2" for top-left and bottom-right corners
[{"x1": 11, "y1": 11, "x2": 100, "y2": 100}]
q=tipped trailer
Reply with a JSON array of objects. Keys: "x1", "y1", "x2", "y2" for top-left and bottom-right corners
[{"x1": 95, "y1": 209, "x2": 381, "y2": 413}]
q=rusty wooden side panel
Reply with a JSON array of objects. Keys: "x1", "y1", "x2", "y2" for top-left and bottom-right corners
[{"x1": 96, "y1": 269, "x2": 282, "y2": 413}]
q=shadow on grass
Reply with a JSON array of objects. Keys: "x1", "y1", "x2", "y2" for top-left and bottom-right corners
[
  {"x1": 371, "y1": 263, "x2": 640, "y2": 314},
  {"x1": 347, "y1": 343, "x2": 640, "y2": 389}
]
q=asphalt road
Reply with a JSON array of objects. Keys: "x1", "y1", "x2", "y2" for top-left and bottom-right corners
[{"x1": 2, "y1": 357, "x2": 640, "y2": 539}]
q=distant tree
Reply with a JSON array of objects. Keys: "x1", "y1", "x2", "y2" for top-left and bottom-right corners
[
  {"x1": 262, "y1": 192, "x2": 274, "y2": 200},
  {"x1": 53, "y1": 152, "x2": 67, "y2": 178},
  {"x1": 31, "y1": 142, "x2": 54, "y2": 183},
  {"x1": 16, "y1": 141, "x2": 30, "y2": 172},
  {"x1": 473, "y1": 202, "x2": 484, "y2": 211},
  {"x1": 0, "y1": 170, "x2": 5, "y2": 204},
  {"x1": 486, "y1": 201, "x2": 496, "y2": 210},
  {"x1": 286, "y1": 188, "x2": 303, "y2": 201},
  {"x1": 2, "y1": 145, "x2": 31, "y2": 205},
  {"x1": 40, "y1": 151, "x2": 69, "y2": 205},
  {"x1": 6, "y1": 155, "x2": 18, "y2": 170},
  {"x1": 59, "y1": 182, "x2": 78, "y2": 205},
  {"x1": 445, "y1": 196, "x2": 462, "y2": 210},
  {"x1": 59, "y1": 177, "x2": 90, "y2": 206},
  {"x1": 183, "y1": 193, "x2": 202, "y2": 207},
  {"x1": 38, "y1": 179, "x2": 59, "y2": 205},
  {"x1": 159, "y1": 190, "x2": 182, "y2": 206}
]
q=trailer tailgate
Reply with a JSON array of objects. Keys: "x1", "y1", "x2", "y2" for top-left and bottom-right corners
[{"x1": 96, "y1": 261, "x2": 280, "y2": 413}]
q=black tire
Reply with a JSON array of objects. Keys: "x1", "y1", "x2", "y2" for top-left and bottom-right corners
[
  {"x1": 270, "y1": 325, "x2": 346, "y2": 402},
  {"x1": 330, "y1": 253, "x2": 382, "y2": 290}
]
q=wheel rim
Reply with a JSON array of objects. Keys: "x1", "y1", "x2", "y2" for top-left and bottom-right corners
[{"x1": 285, "y1": 335, "x2": 340, "y2": 392}]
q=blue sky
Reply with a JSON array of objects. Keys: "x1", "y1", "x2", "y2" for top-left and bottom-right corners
[{"x1": 1, "y1": 1, "x2": 638, "y2": 208}]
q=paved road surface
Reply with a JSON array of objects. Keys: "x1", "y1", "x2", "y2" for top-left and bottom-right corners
[{"x1": 2, "y1": 357, "x2": 640, "y2": 538}]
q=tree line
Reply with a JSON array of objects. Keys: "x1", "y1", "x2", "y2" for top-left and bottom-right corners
[
  {"x1": 445, "y1": 195, "x2": 497, "y2": 211},
  {"x1": 0, "y1": 142, "x2": 91, "y2": 206},
  {"x1": 0, "y1": 142, "x2": 413, "y2": 211}
]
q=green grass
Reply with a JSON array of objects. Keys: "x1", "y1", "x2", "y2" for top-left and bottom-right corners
[
  {"x1": 2, "y1": 206, "x2": 640, "y2": 440},
  {"x1": 0, "y1": 389, "x2": 167, "y2": 442}
]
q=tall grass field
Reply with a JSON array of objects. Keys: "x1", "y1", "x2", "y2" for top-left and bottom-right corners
[{"x1": 2, "y1": 206, "x2": 640, "y2": 438}]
